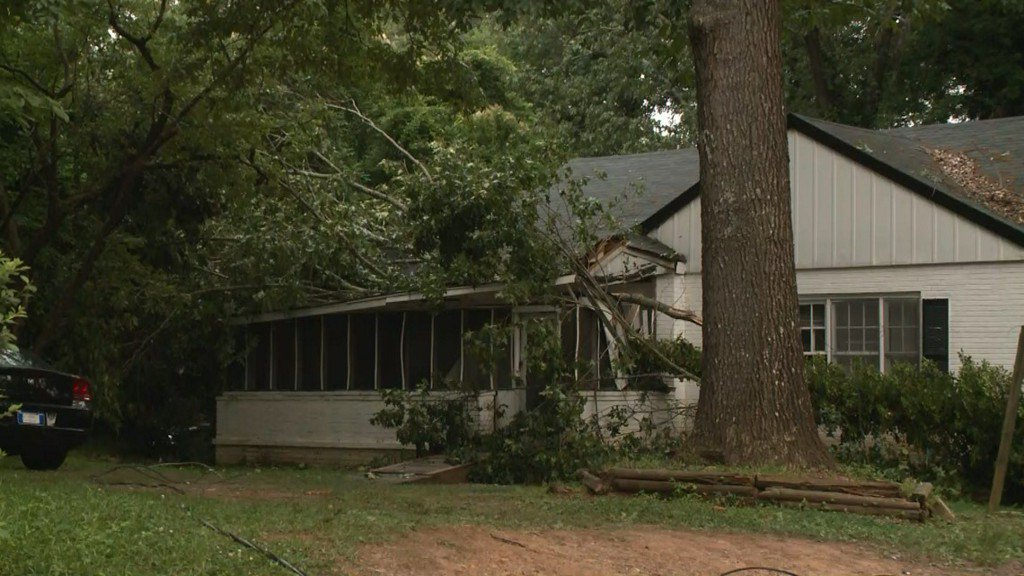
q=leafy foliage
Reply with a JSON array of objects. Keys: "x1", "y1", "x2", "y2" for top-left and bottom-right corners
[
  {"x1": 0, "y1": 251, "x2": 31, "y2": 351},
  {"x1": 807, "y1": 355, "x2": 1024, "y2": 501}
]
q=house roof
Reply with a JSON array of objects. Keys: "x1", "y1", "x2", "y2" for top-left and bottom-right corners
[
  {"x1": 789, "y1": 114, "x2": 1024, "y2": 245},
  {"x1": 567, "y1": 114, "x2": 1024, "y2": 247},
  {"x1": 563, "y1": 148, "x2": 701, "y2": 233}
]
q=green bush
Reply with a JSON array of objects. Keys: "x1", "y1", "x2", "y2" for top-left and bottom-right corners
[{"x1": 807, "y1": 354, "x2": 1024, "y2": 501}]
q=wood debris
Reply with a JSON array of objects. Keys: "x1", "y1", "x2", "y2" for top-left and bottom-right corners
[
  {"x1": 589, "y1": 467, "x2": 952, "y2": 522},
  {"x1": 926, "y1": 147, "x2": 1024, "y2": 224}
]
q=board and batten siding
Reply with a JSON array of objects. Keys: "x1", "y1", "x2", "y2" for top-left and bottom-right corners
[
  {"x1": 676, "y1": 261, "x2": 1024, "y2": 373},
  {"x1": 650, "y1": 129, "x2": 1024, "y2": 273}
]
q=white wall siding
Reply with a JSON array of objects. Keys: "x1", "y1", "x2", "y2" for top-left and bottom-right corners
[
  {"x1": 652, "y1": 130, "x2": 1024, "y2": 272},
  {"x1": 653, "y1": 271, "x2": 700, "y2": 403},
  {"x1": 680, "y1": 261, "x2": 1024, "y2": 374},
  {"x1": 215, "y1": 388, "x2": 689, "y2": 456}
]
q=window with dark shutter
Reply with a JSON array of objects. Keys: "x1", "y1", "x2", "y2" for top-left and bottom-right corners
[{"x1": 922, "y1": 299, "x2": 949, "y2": 372}]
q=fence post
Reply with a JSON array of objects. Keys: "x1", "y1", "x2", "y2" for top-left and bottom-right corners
[{"x1": 988, "y1": 326, "x2": 1024, "y2": 513}]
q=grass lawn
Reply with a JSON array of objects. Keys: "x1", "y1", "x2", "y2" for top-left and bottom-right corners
[{"x1": 1, "y1": 454, "x2": 1022, "y2": 575}]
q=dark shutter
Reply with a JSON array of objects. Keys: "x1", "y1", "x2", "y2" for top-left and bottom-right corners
[{"x1": 922, "y1": 299, "x2": 949, "y2": 372}]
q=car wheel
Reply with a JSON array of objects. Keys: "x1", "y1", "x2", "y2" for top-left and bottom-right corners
[{"x1": 21, "y1": 447, "x2": 68, "y2": 470}]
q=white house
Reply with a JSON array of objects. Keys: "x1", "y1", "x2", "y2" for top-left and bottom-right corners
[{"x1": 214, "y1": 113, "x2": 1024, "y2": 466}]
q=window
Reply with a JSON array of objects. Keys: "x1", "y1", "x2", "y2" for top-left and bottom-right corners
[
  {"x1": 885, "y1": 298, "x2": 919, "y2": 370},
  {"x1": 832, "y1": 299, "x2": 880, "y2": 370},
  {"x1": 799, "y1": 303, "x2": 826, "y2": 355},
  {"x1": 802, "y1": 295, "x2": 927, "y2": 373}
]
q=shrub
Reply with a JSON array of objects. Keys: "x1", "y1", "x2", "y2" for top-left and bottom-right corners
[{"x1": 807, "y1": 354, "x2": 1024, "y2": 502}]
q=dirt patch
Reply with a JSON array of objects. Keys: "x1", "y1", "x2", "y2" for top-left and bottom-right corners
[{"x1": 344, "y1": 525, "x2": 1002, "y2": 576}]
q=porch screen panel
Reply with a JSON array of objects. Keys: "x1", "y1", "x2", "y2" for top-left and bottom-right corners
[
  {"x1": 297, "y1": 316, "x2": 322, "y2": 390},
  {"x1": 462, "y1": 309, "x2": 492, "y2": 390},
  {"x1": 560, "y1": 307, "x2": 578, "y2": 374},
  {"x1": 349, "y1": 313, "x2": 376, "y2": 390},
  {"x1": 377, "y1": 313, "x2": 404, "y2": 389},
  {"x1": 433, "y1": 310, "x2": 462, "y2": 389},
  {"x1": 577, "y1": 308, "x2": 600, "y2": 390},
  {"x1": 403, "y1": 312, "x2": 432, "y2": 388},
  {"x1": 492, "y1": 309, "x2": 513, "y2": 389},
  {"x1": 246, "y1": 323, "x2": 271, "y2": 391},
  {"x1": 227, "y1": 328, "x2": 246, "y2": 391},
  {"x1": 598, "y1": 323, "x2": 616, "y2": 390},
  {"x1": 323, "y1": 314, "x2": 349, "y2": 390},
  {"x1": 271, "y1": 320, "x2": 296, "y2": 390}
]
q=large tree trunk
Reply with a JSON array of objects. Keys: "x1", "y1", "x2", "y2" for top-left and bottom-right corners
[{"x1": 688, "y1": 0, "x2": 831, "y2": 467}]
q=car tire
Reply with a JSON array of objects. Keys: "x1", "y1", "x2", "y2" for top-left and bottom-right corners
[{"x1": 21, "y1": 447, "x2": 67, "y2": 470}]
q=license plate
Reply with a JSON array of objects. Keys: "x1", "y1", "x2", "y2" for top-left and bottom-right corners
[{"x1": 16, "y1": 411, "x2": 54, "y2": 426}]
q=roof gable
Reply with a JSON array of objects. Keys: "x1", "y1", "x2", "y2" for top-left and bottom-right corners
[
  {"x1": 787, "y1": 114, "x2": 1024, "y2": 246},
  {"x1": 567, "y1": 114, "x2": 1024, "y2": 249}
]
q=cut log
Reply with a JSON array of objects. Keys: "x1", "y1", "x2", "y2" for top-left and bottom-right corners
[
  {"x1": 754, "y1": 474, "x2": 902, "y2": 497},
  {"x1": 606, "y1": 468, "x2": 755, "y2": 486},
  {"x1": 929, "y1": 496, "x2": 956, "y2": 521},
  {"x1": 579, "y1": 470, "x2": 610, "y2": 495},
  {"x1": 911, "y1": 482, "x2": 934, "y2": 504},
  {"x1": 756, "y1": 487, "x2": 921, "y2": 510},
  {"x1": 610, "y1": 478, "x2": 758, "y2": 497},
  {"x1": 775, "y1": 500, "x2": 926, "y2": 521}
]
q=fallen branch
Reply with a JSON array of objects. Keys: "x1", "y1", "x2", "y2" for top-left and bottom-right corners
[
  {"x1": 756, "y1": 487, "x2": 921, "y2": 511},
  {"x1": 608, "y1": 468, "x2": 753, "y2": 486},
  {"x1": 613, "y1": 292, "x2": 703, "y2": 327},
  {"x1": 610, "y1": 478, "x2": 758, "y2": 498},
  {"x1": 490, "y1": 533, "x2": 529, "y2": 549},
  {"x1": 197, "y1": 517, "x2": 309, "y2": 576},
  {"x1": 754, "y1": 474, "x2": 902, "y2": 498},
  {"x1": 579, "y1": 469, "x2": 610, "y2": 495}
]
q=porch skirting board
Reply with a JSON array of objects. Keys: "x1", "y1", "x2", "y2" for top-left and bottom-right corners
[{"x1": 215, "y1": 443, "x2": 413, "y2": 467}]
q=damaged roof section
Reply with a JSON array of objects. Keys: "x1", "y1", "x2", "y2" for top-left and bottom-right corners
[{"x1": 793, "y1": 114, "x2": 1024, "y2": 229}]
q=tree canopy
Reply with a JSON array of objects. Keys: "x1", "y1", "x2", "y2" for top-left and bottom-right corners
[{"x1": 1, "y1": 0, "x2": 1021, "y2": 444}]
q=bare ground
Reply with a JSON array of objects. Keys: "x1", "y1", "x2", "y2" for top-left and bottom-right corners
[{"x1": 344, "y1": 525, "x2": 1014, "y2": 576}]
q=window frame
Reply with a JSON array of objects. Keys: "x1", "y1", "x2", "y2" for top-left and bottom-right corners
[{"x1": 800, "y1": 293, "x2": 923, "y2": 372}]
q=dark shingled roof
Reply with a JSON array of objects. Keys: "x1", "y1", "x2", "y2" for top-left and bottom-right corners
[
  {"x1": 562, "y1": 148, "x2": 700, "y2": 231},
  {"x1": 793, "y1": 114, "x2": 1024, "y2": 229},
  {"x1": 563, "y1": 114, "x2": 1024, "y2": 246}
]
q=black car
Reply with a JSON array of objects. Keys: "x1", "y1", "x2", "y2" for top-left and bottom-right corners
[{"x1": 0, "y1": 349, "x2": 92, "y2": 470}]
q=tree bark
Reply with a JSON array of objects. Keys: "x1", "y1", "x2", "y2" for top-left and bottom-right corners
[{"x1": 688, "y1": 0, "x2": 831, "y2": 467}]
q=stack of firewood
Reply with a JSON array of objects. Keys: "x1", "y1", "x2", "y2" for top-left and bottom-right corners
[{"x1": 579, "y1": 468, "x2": 955, "y2": 522}]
